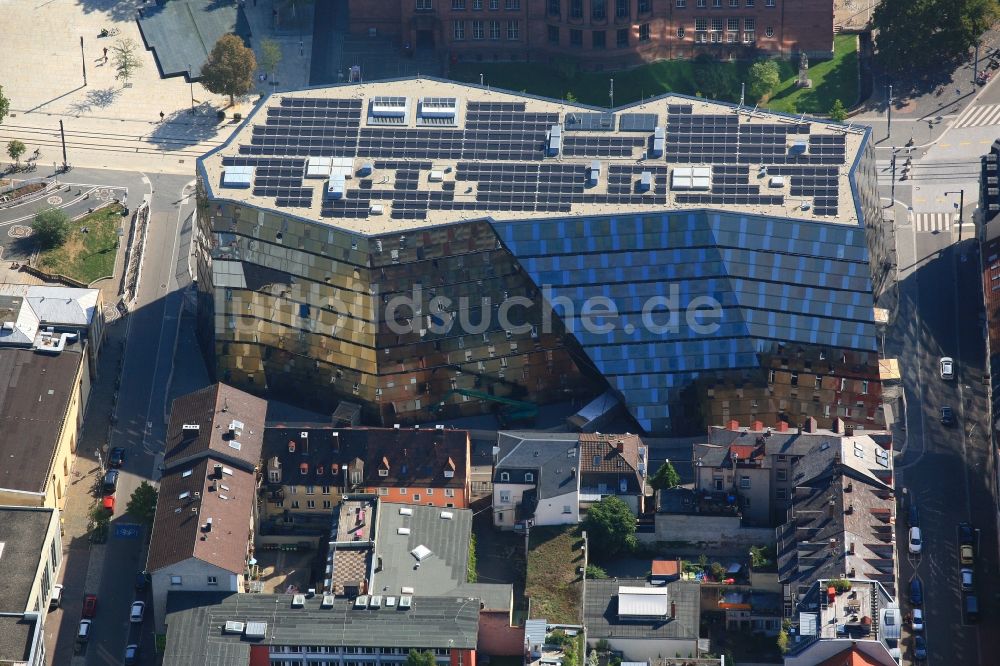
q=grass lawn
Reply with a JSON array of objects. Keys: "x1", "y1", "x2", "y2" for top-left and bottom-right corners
[
  {"x1": 526, "y1": 524, "x2": 584, "y2": 625},
  {"x1": 38, "y1": 203, "x2": 123, "y2": 284},
  {"x1": 449, "y1": 35, "x2": 857, "y2": 115}
]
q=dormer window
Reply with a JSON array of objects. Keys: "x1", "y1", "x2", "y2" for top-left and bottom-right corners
[
  {"x1": 593, "y1": 455, "x2": 601, "y2": 468},
  {"x1": 300, "y1": 463, "x2": 308, "y2": 475},
  {"x1": 444, "y1": 470, "x2": 455, "y2": 478},
  {"x1": 288, "y1": 441, "x2": 296, "y2": 453},
  {"x1": 500, "y1": 472, "x2": 510, "y2": 482},
  {"x1": 379, "y1": 456, "x2": 390, "y2": 477},
  {"x1": 316, "y1": 465, "x2": 324, "y2": 476},
  {"x1": 379, "y1": 469, "x2": 389, "y2": 477},
  {"x1": 525, "y1": 472, "x2": 535, "y2": 482}
]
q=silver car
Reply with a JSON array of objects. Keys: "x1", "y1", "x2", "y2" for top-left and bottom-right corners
[{"x1": 940, "y1": 357, "x2": 954, "y2": 380}]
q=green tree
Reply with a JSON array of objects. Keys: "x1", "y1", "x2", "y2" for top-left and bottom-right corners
[
  {"x1": 467, "y1": 532, "x2": 478, "y2": 583},
  {"x1": 585, "y1": 564, "x2": 608, "y2": 579},
  {"x1": 565, "y1": 91, "x2": 578, "y2": 102},
  {"x1": 127, "y1": 481, "x2": 159, "y2": 526},
  {"x1": 649, "y1": 460, "x2": 681, "y2": 491},
  {"x1": 874, "y1": 0, "x2": 998, "y2": 73},
  {"x1": 587, "y1": 648, "x2": 599, "y2": 666},
  {"x1": 259, "y1": 38, "x2": 283, "y2": 83},
  {"x1": 777, "y1": 628, "x2": 790, "y2": 653},
  {"x1": 32, "y1": 208, "x2": 70, "y2": 249},
  {"x1": 405, "y1": 651, "x2": 437, "y2": 666},
  {"x1": 201, "y1": 34, "x2": 258, "y2": 107},
  {"x1": 693, "y1": 54, "x2": 739, "y2": 101},
  {"x1": 829, "y1": 98, "x2": 848, "y2": 122},
  {"x1": 7, "y1": 139, "x2": 25, "y2": 166},
  {"x1": 0, "y1": 86, "x2": 9, "y2": 127},
  {"x1": 583, "y1": 496, "x2": 637, "y2": 558},
  {"x1": 748, "y1": 59, "x2": 781, "y2": 102},
  {"x1": 111, "y1": 38, "x2": 143, "y2": 86}
]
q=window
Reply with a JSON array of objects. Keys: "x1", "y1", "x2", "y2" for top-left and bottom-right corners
[
  {"x1": 571, "y1": 0, "x2": 583, "y2": 17},
  {"x1": 288, "y1": 486, "x2": 297, "y2": 494},
  {"x1": 739, "y1": 476, "x2": 751, "y2": 489},
  {"x1": 473, "y1": 19, "x2": 484, "y2": 38},
  {"x1": 208, "y1": 576, "x2": 218, "y2": 585},
  {"x1": 507, "y1": 19, "x2": 519, "y2": 39},
  {"x1": 306, "y1": 485, "x2": 315, "y2": 495},
  {"x1": 727, "y1": 17, "x2": 739, "y2": 30},
  {"x1": 638, "y1": 0, "x2": 650, "y2": 11},
  {"x1": 676, "y1": 0, "x2": 686, "y2": 6},
  {"x1": 525, "y1": 472, "x2": 535, "y2": 482},
  {"x1": 617, "y1": 27, "x2": 628, "y2": 46},
  {"x1": 746, "y1": 0, "x2": 754, "y2": 4},
  {"x1": 570, "y1": 28, "x2": 582, "y2": 46},
  {"x1": 743, "y1": 29, "x2": 754, "y2": 42},
  {"x1": 306, "y1": 500, "x2": 315, "y2": 509},
  {"x1": 548, "y1": 25, "x2": 559, "y2": 44},
  {"x1": 473, "y1": 0, "x2": 482, "y2": 7},
  {"x1": 765, "y1": 26, "x2": 774, "y2": 37},
  {"x1": 490, "y1": 0, "x2": 499, "y2": 7},
  {"x1": 697, "y1": 0, "x2": 706, "y2": 5},
  {"x1": 378, "y1": 469, "x2": 390, "y2": 478},
  {"x1": 399, "y1": 488, "x2": 408, "y2": 495},
  {"x1": 291, "y1": 500, "x2": 299, "y2": 509},
  {"x1": 378, "y1": 487, "x2": 389, "y2": 496},
  {"x1": 505, "y1": 0, "x2": 520, "y2": 8},
  {"x1": 322, "y1": 485, "x2": 331, "y2": 495},
  {"x1": 776, "y1": 469, "x2": 787, "y2": 481},
  {"x1": 776, "y1": 488, "x2": 787, "y2": 500},
  {"x1": 563, "y1": 505, "x2": 573, "y2": 514},
  {"x1": 677, "y1": 26, "x2": 685, "y2": 38},
  {"x1": 454, "y1": 20, "x2": 466, "y2": 39},
  {"x1": 323, "y1": 500, "x2": 332, "y2": 509},
  {"x1": 413, "y1": 494, "x2": 421, "y2": 502},
  {"x1": 714, "y1": 479, "x2": 724, "y2": 491},
  {"x1": 453, "y1": 0, "x2": 466, "y2": 8},
  {"x1": 713, "y1": 0, "x2": 721, "y2": 6},
  {"x1": 696, "y1": 17, "x2": 707, "y2": 30},
  {"x1": 416, "y1": 0, "x2": 432, "y2": 9},
  {"x1": 426, "y1": 488, "x2": 434, "y2": 495},
  {"x1": 269, "y1": 470, "x2": 280, "y2": 483},
  {"x1": 275, "y1": 500, "x2": 284, "y2": 508},
  {"x1": 862, "y1": 380, "x2": 869, "y2": 394},
  {"x1": 548, "y1": 0, "x2": 560, "y2": 16},
  {"x1": 170, "y1": 576, "x2": 182, "y2": 585},
  {"x1": 730, "y1": 0, "x2": 738, "y2": 5},
  {"x1": 616, "y1": 0, "x2": 628, "y2": 18},
  {"x1": 766, "y1": 0, "x2": 774, "y2": 5},
  {"x1": 639, "y1": 22, "x2": 650, "y2": 41},
  {"x1": 593, "y1": 30, "x2": 605, "y2": 48},
  {"x1": 489, "y1": 20, "x2": 501, "y2": 39},
  {"x1": 592, "y1": 0, "x2": 605, "y2": 19},
  {"x1": 500, "y1": 490, "x2": 511, "y2": 503},
  {"x1": 500, "y1": 471, "x2": 510, "y2": 481}
]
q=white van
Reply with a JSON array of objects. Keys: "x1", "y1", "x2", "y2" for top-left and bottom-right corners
[
  {"x1": 48, "y1": 584, "x2": 63, "y2": 611},
  {"x1": 77, "y1": 619, "x2": 91, "y2": 643}
]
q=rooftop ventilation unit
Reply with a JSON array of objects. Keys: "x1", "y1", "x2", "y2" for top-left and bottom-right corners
[
  {"x1": 244, "y1": 621, "x2": 267, "y2": 638},
  {"x1": 401, "y1": 586, "x2": 414, "y2": 595},
  {"x1": 398, "y1": 595, "x2": 413, "y2": 609},
  {"x1": 638, "y1": 171, "x2": 653, "y2": 193},
  {"x1": 354, "y1": 595, "x2": 370, "y2": 609},
  {"x1": 411, "y1": 545, "x2": 432, "y2": 561},
  {"x1": 385, "y1": 596, "x2": 397, "y2": 607},
  {"x1": 224, "y1": 621, "x2": 245, "y2": 634},
  {"x1": 325, "y1": 158, "x2": 354, "y2": 200},
  {"x1": 306, "y1": 157, "x2": 333, "y2": 179},
  {"x1": 418, "y1": 97, "x2": 458, "y2": 124},
  {"x1": 651, "y1": 127, "x2": 665, "y2": 157},
  {"x1": 228, "y1": 420, "x2": 244, "y2": 437},
  {"x1": 400, "y1": 507, "x2": 413, "y2": 516},
  {"x1": 369, "y1": 96, "x2": 408, "y2": 125},
  {"x1": 321, "y1": 594, "x2": 335, "y2": 608},
  {"x1": 182, "y1": 424, "x2": 200, "y2": 432},
  {"x1": 397, "y1": 527, "x2": 411, "y2": 535},
  {"x1": 588, "y1": 161, "x2": 601, "y2": 187},
  {"x1": 547, "y1": 125, "x2": 562, "y2": 156},
  {"x1": 369, "y1": 595, "x2": 382, "y2": 608},
  {"x1": 440, "y1": 511, "x2": 454, "y2": 520},
  {"x1": 222, "y1": 165, "x2": 253, "y2": 188},
  {"x1": 671, "y1": 167, "x2": 711, "y2": 191},
  {"x1": 292, "y1": 594, "x2": 305, "y2": 608}
]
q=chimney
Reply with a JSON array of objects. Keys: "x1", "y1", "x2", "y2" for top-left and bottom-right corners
[
  {"x1": 849, "y1": 541, "x2": 855, "y2": 554},
  {"x1": 204, "y1": 517, "x2": 213, "y2": 532},
  {"x1": 751, "y1": 420, "x2": 764, "y2": 431},
  {"x1": 300, "y1": 431, "x2": 309, "y2": 455},
  {"x1": 832, "y1": 418, "x2": 845, "y2": 434},
  {"x1": 776, "y1": 421, "x2": 789, "y2": 433},
  {"x1": 727, "y1": 419, "x2": 740, "y2": 431},
  {"x1": 617, "y1": 441, "x2": 624, "y2": 453},
  {"x1": 332, "y1": 431, "x2": 339, "y2": 451},
  {"x1": 670, "y1": 601, "x2": 676, "y2": 619},
  {"x1": 804, "y1": 417, "x2": 818, "y2": 433},
  {"x1": 213, "y1": 463, "x2": 223, "y2": 479},
  {"x1": 288, "y1": 440, "x2": 296, "y2": 453},
  {"x1": 845, "y1": 425, "x2": 855, "y2": 437}
]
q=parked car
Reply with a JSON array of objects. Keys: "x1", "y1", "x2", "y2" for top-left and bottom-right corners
[
  {"x1": 908, "y1": 501, "x2": 920, "y2": 527},
  {"x1": 961, "y1": 543, "x2": 974, "y2": 565},
  {"x1": 48, "y1": 583, "x2": 63, "y2": 611},
  {"x1": 910, "y1": 578, "x2": 923, "y2": 606},
  {"x1": 961, "y1": 568, "x2": 974, "y2": 591},
  {"x1": 129, "y1": 601, "x2": 145, "y2": 624},
  {"x1": 82, "y1": 594, "x2": 97, "y2": 618},
  {"x1": 76, "y1": 619, "x2": 91, "y2": 643},
  {"x1": 134, "y1": 571, "x2": 147, "y2": 592},
  {"x1": 108, "y1": 447, "x2": 126, "y2": 468},
  {"x1": 912, "y1": 608, "x2": 924, "y2": 632},
  {"x1": 908, "y1": 526, "x2": 923, "y2": 554},
  {"x1": 101, "y1": 494, "x2": 115, "y2": 514},
  {"x1": 914, "y1": 635, "x2": 927, "y2": 660},
  {"x1": 124, "y1": 644, "x2": 139, "y2": 665},
  {"x1": 959, "y1": 523, "x2": 975, "y2": 545},
  {"x1": 940, "y1": 357, "x2": 954, "y2": 379},
  {"x1": 101, "y1": 469, "x2": 119, "y2": 494},
  {"x1": 965, "y1": 593, "x2": 980, "y2": 622},
  {"x1": 940, "y1": 406, "x2": 955, "y2": 426}
]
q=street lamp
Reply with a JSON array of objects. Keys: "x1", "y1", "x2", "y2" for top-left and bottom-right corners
[
  {"x1": 945, "y1": 190, "x2": 966, "y2": 242},
  {"x1": 94, "y1": 448, "x2": 104, "y2": 473},
  {"x1": 189, "y1": 64, "x2": 195, "y2": 114}
]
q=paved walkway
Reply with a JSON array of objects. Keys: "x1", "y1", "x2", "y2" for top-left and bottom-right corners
[{"x1": 0, "y1": 0, "x2": 315, "y2": 175}]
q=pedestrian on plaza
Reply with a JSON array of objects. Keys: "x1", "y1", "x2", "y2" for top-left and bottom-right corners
[
  {"x1": 103, "y1": 47, "x2": 108, "y2": 62},
  {"x1": 159, "y1": 111, "x2": 165, "y2": 122}
]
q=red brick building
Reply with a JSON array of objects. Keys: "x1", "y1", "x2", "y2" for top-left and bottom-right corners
[{"x1": 347, "y1": 0, "x2": 834, "y2": 66}]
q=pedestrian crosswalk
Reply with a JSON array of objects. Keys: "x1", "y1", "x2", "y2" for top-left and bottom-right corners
[
  {"x1": 954, "y1": 103, "x2": 1000, "y2": 128},
  {"x1": 913, "y1": 212, "x2": 954, "y2": 232}
]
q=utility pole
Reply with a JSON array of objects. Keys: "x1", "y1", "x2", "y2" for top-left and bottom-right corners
[
  {"x1": 946, "y1": 189, "x2": 966, "y2": 242},
  {"x1": 80, "y1": 36, "x2": 87, "y2": 87},
  {"x1": 59, "y1": 120, "x2": 68, "y2": 171},
  {"x1": 975, "y1": 42, "x2": 981, "y2": 85},
  {"x1": 189, "y1": 64, "x2": 195, "y2": 114},
  {"x1": 887, "y1": 83, "x2": 893, "y2": 140},
  {"x1": 890, "y1": 153, "x2": 896, "y2": 202},
  {"x1": 609, "y1": 77, "x2": 614, "y2": 109}
]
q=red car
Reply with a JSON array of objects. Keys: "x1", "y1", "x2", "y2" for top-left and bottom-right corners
[
  {"x1": 82, "y1": 594, "x2": 97, "y2": 618},
  {"x1": 102, "y1": 495, "x2": 115, "y2": 514}
]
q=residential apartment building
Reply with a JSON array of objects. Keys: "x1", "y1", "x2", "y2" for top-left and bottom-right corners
[
  {"x1": 692, "y1": 419, "x2": 893, "y2": 525},
  {"x1": 493, "y1": 432, "x2": 580, "y2": 528},
  {"x1": 260, "y1": 426, "x2": 471, "y2": 533},
  {"x1": 0, "y1": 345, "x2": 91, "y2": 508},
  {"x1": 0, "y1": 506, "x2": 63, "y2": 666},
  {"x1": 163, "y1": 591, "x2": 479, "y2": 666},
  {"x1": 346, "y1": 0, "x2": 833, "y2": 66},
  {"x1": 197, "y1": 77, "x2": 890, "y2": 435},
  {"x1": 578, "y1": 432, "x2": 647, "y2": 514},
  {"x1": 148, "y1": 383, "x2": 267, "y2": 630}
]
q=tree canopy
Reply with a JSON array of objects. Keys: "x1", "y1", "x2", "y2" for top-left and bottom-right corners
[
  {"x1": 829, "y1": 99, "x2": 848, "y2": 122},
  {"x1": 0, "y1": 86, "x2": 10, "y2": 126},
  {"x1": 874, "y1": 0, "x2": 998, "y2": 74},
  {"x1": 7, "y1": 140, "x2": 25, "y2": 165},
  {"x1": 748, "y1": 60, "x2": 781, "y2": 102},
  {"x1": 583, "y1": 495, "x2": 636, "y2": 559},
  {"x1": 201, "y1": 34, "x2": 258, "y2": 107},
  {"x1": 649, "y1": 460, "x2": 681, "y2": 491},
  {"x1": 259, "y1": 39, "x2": 283, "y2": 80},
  {"x1": 405, "y1": 651, "x2": 437, "y2": 666},
  {"x1": 32, "y1": 208, "x2": 70, "y2": 249},
  {"x1": 127, "y1": 481, "x2": 159, "y2": 526},
  {"x1": 111, "y1": 38, "x2": 143, "y2": 86}
]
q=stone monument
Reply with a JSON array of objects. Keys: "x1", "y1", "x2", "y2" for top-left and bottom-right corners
[{"x1": 797, "y1": 52, "x2": 813, "y2": 89}]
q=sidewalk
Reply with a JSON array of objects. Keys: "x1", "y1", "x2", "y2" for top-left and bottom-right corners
[{"x1": 0, "y1": 0, "x2": 315, "y2": 175}]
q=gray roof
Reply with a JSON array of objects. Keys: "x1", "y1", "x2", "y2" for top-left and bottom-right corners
[
  {"x1": 0, "y1": 614, "x2": 36, "y2": 663},
  {"x1": 371, "y1": 503, "x2": 472, "y2": 597},
  {"x1": 496, "y1": 432, "x2": 580, "y2": 500},
  {"x1": 584, "y1": 578, "x2": 700, "y2": 641},
  {"x1": 451, "y1": 583, "x2": 513, "y2": 612},
  {"x1": 163, "y1": 591, "x2": 479, "y2": 665},
  {"x1": 0, "y1": 507, "x2": 54, "y2": 612}
]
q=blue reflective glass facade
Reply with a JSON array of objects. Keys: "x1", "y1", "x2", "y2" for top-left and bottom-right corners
[{"x1": 492, "y1": 212, "x2": 879, "y2": 432}]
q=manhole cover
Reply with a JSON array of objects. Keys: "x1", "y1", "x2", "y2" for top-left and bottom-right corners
[
  {"x1": 8, "y1": 225, "x2": 32, "y2": 238},
  {"x1": 46, "y1": 195, "x2": 63, "y2": 205}
]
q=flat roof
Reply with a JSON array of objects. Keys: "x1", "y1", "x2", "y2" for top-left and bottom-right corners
[
  {"x1": 163, "y1": 591, "x2": 480, "y2": 665},
  {"x1": 0, "y1": 507, "x2": 55, "y2": 612},
  {"x1": 585, "y1": 578, "x2": 700, "y2": 641},
  {"x1": 200, "y1": 78, "x2": 868, "y2": 235},
  {"x1": 0, "y1": 348, "x2": 83, "y2": 494},
  {"x1": 0, "y1": 614, "x2": 36, "y2": 663}
]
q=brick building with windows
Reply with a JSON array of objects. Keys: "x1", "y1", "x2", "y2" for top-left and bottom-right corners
[{"x1": 346, "y1": 0, "x2": 833, "y2": 66}]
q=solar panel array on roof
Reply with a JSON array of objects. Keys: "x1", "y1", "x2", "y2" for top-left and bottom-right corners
[
  {"x1": 565, "y1": 112, "x2": 616, "y2": 131},
  {"x1": 619, "y1": 113, "x2": 658, "y2": 132}
]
